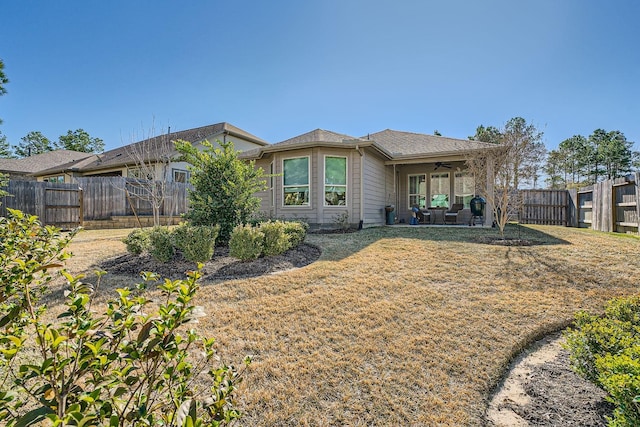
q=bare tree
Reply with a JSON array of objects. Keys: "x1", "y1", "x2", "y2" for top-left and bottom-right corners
[
  {"x1": 119, "y1": 123, "x2": 178, "y2": 227},
  {"x1": 467, "y1": 118, "x2": 545, "y2": 237},
  {"x1": 465, "y1": 145, "x2": 512, "y2": 237}
]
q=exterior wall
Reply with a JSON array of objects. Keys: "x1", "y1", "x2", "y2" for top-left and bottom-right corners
[
  {"x1": 362, "y1": 150, "x2": 389, "y2": 227},
  {"x1": 252, "y1": 147, "x2": 364, "y2": 228}
]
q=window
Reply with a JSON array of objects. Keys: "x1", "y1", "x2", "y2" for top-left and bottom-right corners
[
  {"x1": 408, "y1": 174, "x2": 427, "y2": 208},
  {"x1": 283, "y1": 157, "x2": 310, "y2": 206},
  {"x1": 128, "y1": 167, "x2": 154, "y2": 180},
  {"x1": 454, "y1": 171, "x2": 474, "y2": 208},
  {"x1": 43, "y1": 175, "x2": 64, "y2": 183},
  {"x1": 430, "y1": 172, "x2": 449, "y2": 207},
  {"x1": 324, "y1": 156, "x2": 347, "y2": 206},
  {"x1": 172, "y1": 169, "x2": 189, "y2": 183}
]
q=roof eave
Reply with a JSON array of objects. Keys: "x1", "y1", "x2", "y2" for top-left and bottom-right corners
[
  {"x1": 383, "y1": 146, "x2": 497, "y2": 165},
  {"x1": 240, "y1": 140, "x2": 384, "y2": 160}
]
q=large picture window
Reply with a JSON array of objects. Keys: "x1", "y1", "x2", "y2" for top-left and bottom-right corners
[
  {"x1": 430, "y1": 172, "x2": 450, "y2": 207},
  {"x1": 324, "y1": 156, "x2": 347, "y2": 206},
  {"x1": 454, "y1": 171, "x2": 474, "y2": 208},
  {"x1": 408, "y1": 174, "x2": 427, "y2": 208},
  {"x1": 283, "y1": 157, "x2": 310, "y2": 206}
]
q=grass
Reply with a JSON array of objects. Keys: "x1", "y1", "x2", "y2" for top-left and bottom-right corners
[{"x1": 59, "y1": 224, "x2": 639, "y2": 426}]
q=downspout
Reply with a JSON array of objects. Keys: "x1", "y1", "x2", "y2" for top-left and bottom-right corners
[{"x1": 356, "y1": 146, "x2": 365, "y2": 229}]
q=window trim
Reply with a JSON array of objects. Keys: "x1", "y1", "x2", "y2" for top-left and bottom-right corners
[
  {"x1": 282, "y1": 156, "x2": 311, "y2": 207},
  {"x1": 323, "y1": 155, "x2": 348, "y2": 207},
  {"x1": 407, "y1": 173, "x2": 427, "y2": 209}
]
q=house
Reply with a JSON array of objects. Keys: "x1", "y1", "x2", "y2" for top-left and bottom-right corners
[
  {"x1": 30, "y1": 122, "x2": 268, "y2": 183},
  {"x1": 0, "y1": 150, "x2": 93, "y2": 181},
  {"x1": 239, "y1": 129, "x2": 496, "y2": 228}
]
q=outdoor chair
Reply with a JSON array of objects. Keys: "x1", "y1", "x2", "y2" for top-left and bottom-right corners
[
  {"x1": 444, "y1": 204, "x2": 464, "y2": 224},
  {"x1": 411, "y1": 205, "x2": 430, "y2": 224}
]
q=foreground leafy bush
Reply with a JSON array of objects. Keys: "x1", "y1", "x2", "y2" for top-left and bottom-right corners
[
  {"x1": 123, "y1": 227, "x2": 151, "y2": 254},
  {"x1": 229, "y1": 224, "x2": 264, "y2": 261},
  {"x1": 0, "y1": 210, "x2": 250, "y2": 426},
  {"x1": 149, "y1": 226, "x2": 175, "y2": 262},
  {"x1": 173, "y1": 223, "x2": 220, "y2": 262},
  {"x1": 260, "y1": 220, "x2": 291, "y2": 256},
  {"x1": 564, "y1": 295, "x2": 640, "y2": 426}
]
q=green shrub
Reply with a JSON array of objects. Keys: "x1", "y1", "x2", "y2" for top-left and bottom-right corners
[
  {"x1": 175, "y1": 139, "x2": 267, "y2": 244},
  {"x1": 564, "y1": 295, "x2": 640, "y2": 426},
  {"x1": 564, "y1": 296, "x2": 640, "y2": 383},
  {"x1": 173, "y1": 223, "x2": 220, "y2": 262},
  {"x1": 596, "y1": 346, "x2": 640, "y2": 427},
  {"x1": 283, "y1": 220, "x2": 308, "y2": 248},
  {"x1": 123, "y1": 227, "x2": 151, "y2": 254},
  {"x1": 149, "y1": 226, "x2": 175, "y2": 262},
  {"x1": 0, "y1": 210, "x2": 249, "y2": 427},
  {"x1": 260, "y1": 220, "x2": 291, "y2": 256},
  {"x1": 229, "y1": 224, "x2": 264, "y2": 261}
]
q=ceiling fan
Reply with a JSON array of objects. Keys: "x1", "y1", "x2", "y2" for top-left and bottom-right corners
[{"x1": 434, "y1": 162, "x2": 452, "y2": 170}]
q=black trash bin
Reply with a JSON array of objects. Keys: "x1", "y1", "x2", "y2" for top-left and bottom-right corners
[{"x1": 385, "y1": 205, "x2": 395, "y2": 225}]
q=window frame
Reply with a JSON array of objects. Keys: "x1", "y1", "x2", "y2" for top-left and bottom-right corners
[
  {"x1": 323, "y1": 155, "x2": 348, "y2": 207},
  {"x1": 42, "y1": 175, "x2": 65, "y2": 183},
  {"x1": 172, "y1": 168, "x2": 189, "y2": 183},
  {"x1": 282, "y1": 156, "x2": 311, "y2": 207},
  {"x1": 454, "y1": 171, "x2": 474, "y2": 208},
  {"x1": 430, "y1": 172, "x2": 450, "y2": 208},
  {"x1": 408, "y1": 173, "x2": 427, "y2": 209}
]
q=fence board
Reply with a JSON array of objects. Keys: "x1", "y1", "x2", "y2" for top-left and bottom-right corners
[
  {"x1": 2, "y1": 178, "x2": 190, "y2": 225},
  {"x1": 520, "y1": 189, "x2": 568, "y2": 226}
]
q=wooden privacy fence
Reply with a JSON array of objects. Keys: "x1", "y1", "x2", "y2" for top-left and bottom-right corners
[
  {"x1": 1, "y1": 177, "x2": 191, "y2": 227},
  {"x1": 0, "y1": 181, "x2": 82, "y2": 229},
  {"x1": 571, "y1": 172, "x2": 640, "y2": 234},
  {"x1": 75, "y1": 177, "x2": 190, "y2": 220},
  {"x1": 519, "y1": 189, "x2": 570, "y2": 226}
]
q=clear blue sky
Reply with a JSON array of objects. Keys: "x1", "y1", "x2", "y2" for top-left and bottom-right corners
[{"x1": 1, "y1": 0, "x2": 638, "y2": 153}]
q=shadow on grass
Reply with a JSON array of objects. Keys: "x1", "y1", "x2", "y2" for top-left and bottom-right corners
[{"x1": 311, "y1": 223, "x2": 570, "y2": 262}]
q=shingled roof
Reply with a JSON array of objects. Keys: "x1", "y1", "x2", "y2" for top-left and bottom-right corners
[
  {"x1": 0, "y1": 150, "x2": 93, "y2": 175},
  {"x1": 34, "y1": 122, "x2": 268, "y2": 176},
  {"x1": 240, "y1": 128, "x2": 496, "y2": 161},
  {"x1": 365, "y1": 129, "x2": 496, "y2": 159}
]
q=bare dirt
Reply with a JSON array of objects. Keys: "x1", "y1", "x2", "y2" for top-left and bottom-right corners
[{"x1": 488, "y1": 333, "x2": 613, "y2": 426}]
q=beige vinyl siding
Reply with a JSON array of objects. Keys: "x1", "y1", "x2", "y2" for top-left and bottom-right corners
[
  {"x1": 253, "y1": 158, "x2": 273, "y2": 216},
  {"x1": 362, "y1": 150, "x2": 388, "y2": 227}
]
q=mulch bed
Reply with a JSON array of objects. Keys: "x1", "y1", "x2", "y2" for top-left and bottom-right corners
[{"x1": 99, "y1": 243, "x2": 322, "y2": 282}]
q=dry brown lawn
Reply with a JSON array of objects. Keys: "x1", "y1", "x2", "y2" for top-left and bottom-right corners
[{"x1": 59, "y1": 225, "x2": 639, "y2": 426}]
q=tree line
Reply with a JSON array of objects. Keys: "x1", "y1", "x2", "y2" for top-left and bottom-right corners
[
  {"x1": 1, "y1": 129, "x2": 104, "y2": 158},
  {"x1": 469, "y1": 117, "x2": 639, "y2": 190}
]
